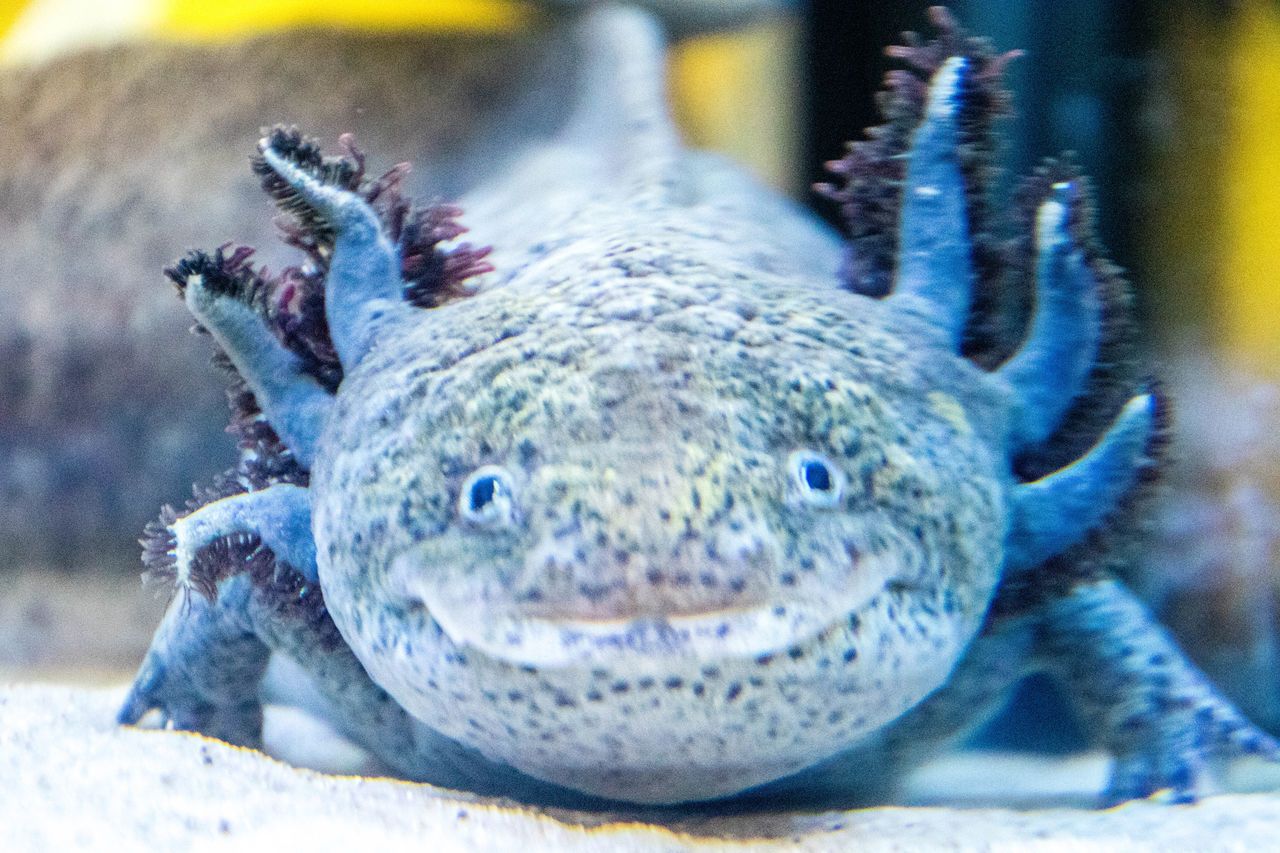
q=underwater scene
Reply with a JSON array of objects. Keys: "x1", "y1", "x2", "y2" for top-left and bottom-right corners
[{"x1": 3, "y1": 0, "x2": 1280, "y2": 849}]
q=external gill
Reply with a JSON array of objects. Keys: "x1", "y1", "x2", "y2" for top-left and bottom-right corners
[
  {"x1": 890, "y1": 55, "x2": 975, "y2": 346},
  {"x1": 167, "y1": 129, "x2": 492, "y2": 468},
  {"x1": 880, "y1": 40, "x2": 1160, "y2": 573},
  {"x1": 142, "y1": 483, "x2": 318, "y2": 602},
  {"x1": 1004, "y1": 393, "x2": 1158, "y2": 571},
  {"x1": 253, "y1": 127, "x2": 491, "y2": 367},
  {"x1": 996, "y1": 180, "x2": 1102, "y2": 448},
  {"x1": 169, "y1": 484, "x2": 318, "y2": 587},
  {"x1": 180, "y1": 264, "x2": 333, "y2": 467}
]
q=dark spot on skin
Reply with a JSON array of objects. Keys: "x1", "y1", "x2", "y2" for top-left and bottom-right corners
[
  {"x1": 638, "y1": 677, "x2": 655, "y2": 690},
  {"x1": 586, "y1": 690, "x2": 603, "y2": 702},
  {"x1": 788, "y1": 647, "x2": 804, "y2": 660},
  {"x1": 702, "y1": 666, "x2": 722, "y2": 679},
  {"x1": 665, "y1": 677, "x2": 683, "y2": 690},
  {"x1": 659, "y1": 508, "x2": 671, "y2": 522},
  {"x1": 507, "y1": 691, "x2": 524, "y2": 702},
  {"x1": 843, "y1": 648, "x2": 858, "y2": 664},
  {"x1": 691, "y1": 489, "x2": 701, "y2": 511},
  {"x1": 755, "y1": 654, "x2": 774, "y2": 666},
  {"x1": 748, "y1": 677, "x2": 764, "y2": 688},
  {"x1": 699, "y1": 573, "x2": 717, "y2": 588},
  {"x1": 554, "y1": 693, "x2": 576, "y2": 708},
  {"x1": 611, "y1": 681, "x2": 630, "y2": 694},
  {"x1": 692, "y1": 683, "x2": 705, "y2": 697},
  {"x1": 729, "y1": 578, "x2": 746, "y2": 594},
  {"x1": 726, "y1": 683, "x2": 743, "y2": 702},
  {"x1": 517, "y1": 438, "x2": 538, "y2": 468},
  {"x1": 780, "y1": 573, "x2": 796, "y2": 587},
  {"x1": 646, "y1": 569, "x2": 663, "y2": 586},
  {"x1": 578, "y1": 582, "x2": 614, "y2": 602},
  {"x1": 674, "y1": 572, "x2": 692, "y2": 587}
]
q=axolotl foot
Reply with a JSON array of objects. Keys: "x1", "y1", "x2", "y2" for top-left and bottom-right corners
[{"x1": 1036, "y1": 578, "x2": 1280, "y2": 805}]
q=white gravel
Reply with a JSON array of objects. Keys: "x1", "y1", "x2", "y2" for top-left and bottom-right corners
[{"x1": 6, "y1": 682, "x2": 1280, "y2": 852}]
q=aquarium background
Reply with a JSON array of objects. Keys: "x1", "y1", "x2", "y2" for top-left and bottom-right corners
[{"x1": 0, "y1": 0, "x2": 1277, "y2": 753}]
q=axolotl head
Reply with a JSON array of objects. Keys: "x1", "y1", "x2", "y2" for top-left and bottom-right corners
[{"x1": 311, "y1": 248, "x2": 1019, "y2": 804}]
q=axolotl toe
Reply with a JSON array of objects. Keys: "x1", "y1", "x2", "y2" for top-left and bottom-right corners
[{"x1": 120, "y1": 7, "x2": 1279, "y2": 807}]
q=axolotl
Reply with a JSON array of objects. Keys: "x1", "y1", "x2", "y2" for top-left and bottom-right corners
[{"x1": 119, "y1": 6, "x2": 1278, "y2": 807}]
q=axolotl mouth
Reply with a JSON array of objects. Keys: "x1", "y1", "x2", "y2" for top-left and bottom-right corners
[
  {"x1": 339, "y1": 504, "x2": 990, "y2": 804},
  {"x1": 392, "y1": 528, "x2": 914, "y2": 669}
]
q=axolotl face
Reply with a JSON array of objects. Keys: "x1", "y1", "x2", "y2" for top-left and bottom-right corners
[{"x1": 310, "y1": 248, "x2": 1010, "y2": 804}]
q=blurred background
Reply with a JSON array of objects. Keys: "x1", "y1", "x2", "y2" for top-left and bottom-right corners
[{"x1": 0, "y1": 0, "x2": 1278, "y2": 748}]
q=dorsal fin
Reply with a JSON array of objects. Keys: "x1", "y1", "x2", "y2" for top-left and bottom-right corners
[{"x1": 562, "y1": 6, "x2": 683, "y2": 203}]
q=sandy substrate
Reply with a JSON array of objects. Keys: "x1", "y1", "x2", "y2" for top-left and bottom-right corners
[{"x1": 5, "y1": 682, "x2": 1280, "y2": 852}]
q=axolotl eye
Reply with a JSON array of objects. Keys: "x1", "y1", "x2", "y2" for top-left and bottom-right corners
[
  {"x1": 788, "y1": 450, "x2": 845, "y2": 508},
  {"x1": 459, "y1": 465, "x2": 518, "y2": 526}
]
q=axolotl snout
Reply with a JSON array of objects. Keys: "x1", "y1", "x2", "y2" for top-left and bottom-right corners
[{"x1": 120, "y1": 7, "x2": 1277, "y2": 806}]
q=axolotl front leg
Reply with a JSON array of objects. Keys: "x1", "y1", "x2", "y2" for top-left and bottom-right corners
[
  {"x1": 117, "y1": 486, "x2": 311, "y2": 748},
  {"x1": 117, "y1": 484, "x2": 492, "y2": 791}
]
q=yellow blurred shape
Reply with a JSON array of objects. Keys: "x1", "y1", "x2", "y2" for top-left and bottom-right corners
[
  {"x1": 0, "y1": 0, "x2": 26, "y2": 34},
  {"x1": 1223, "y1": 0, "x2": 1280, "y2": 376},
  {"x1": 669, "y1": 16, "x2": 800, "y2": 194},
  {"x1": 160, "y1": 0, "x2": 534, "y2": 39},
  {"x1": 1, "y1": 0, "x2": 798, "y2": 190},
  {"x1": 0, "y1": 0, "x2": 534, "y2": 64}
]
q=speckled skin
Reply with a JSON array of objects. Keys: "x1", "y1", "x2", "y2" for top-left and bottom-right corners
[
  {"x1": 120, "y1": 7, "x2": 1278, "y2": 807},
  {"x1": 317, "y1": 207, "x2": 1009, "y2": 801}
]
